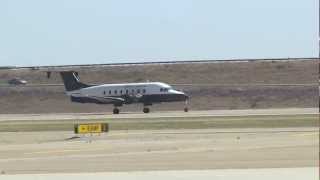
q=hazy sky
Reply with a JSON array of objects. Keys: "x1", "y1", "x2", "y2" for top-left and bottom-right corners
[{"x1": 0, "y1": 0, "x2": 318, "y2": 66}]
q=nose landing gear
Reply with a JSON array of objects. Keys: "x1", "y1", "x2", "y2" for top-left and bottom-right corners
[{"x1": 184, "y1": 100, "x2": 189, "y2": 112}]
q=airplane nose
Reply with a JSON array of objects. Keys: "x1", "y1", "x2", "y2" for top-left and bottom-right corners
[
  {"x1": 183, "y1": 93, "x2": 189, "y2": 100},
  {"x1": 169, "y1": 89, "x2": 189, "y2": 101},
  {"x1": 179, "y1": 92, "x2": 189, "y2": 101}
]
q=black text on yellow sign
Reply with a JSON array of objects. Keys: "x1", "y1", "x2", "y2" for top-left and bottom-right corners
[{"x1": 74, "y1": 123, "x2": 109, "y2": 134}]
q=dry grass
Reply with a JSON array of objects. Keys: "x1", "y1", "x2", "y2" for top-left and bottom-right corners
[{"x1": 0, "y1": 59, "x2": 318, "y2": 113}]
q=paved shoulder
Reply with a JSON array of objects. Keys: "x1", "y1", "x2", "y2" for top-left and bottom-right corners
[{"x1": 0, "y1": 168, "x2": 317, "y2": 180}]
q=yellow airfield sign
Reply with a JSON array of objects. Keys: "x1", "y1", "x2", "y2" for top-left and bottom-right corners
[{"x1": 74, "y1": 123, "x2": 109, "y2": 134}]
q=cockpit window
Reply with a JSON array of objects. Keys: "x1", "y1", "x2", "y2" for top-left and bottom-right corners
[{"x1": 160, "y1": 88, "x2": 168, "y2": 92}]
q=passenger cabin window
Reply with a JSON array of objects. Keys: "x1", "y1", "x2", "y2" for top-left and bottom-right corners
[
  {"x1": 109, "y1": 90, "x2": 111, "y2": 95},
  {"x1": 137, "y1": 89, "x2": 140, "y2": 93},
  {"x1": 120, "y1": 90, "x2": 123, "y2": 94},
  {"x1": 142, "y1": 89, "x2": 146, "y2": 93},
  {"x1": 126, "y1": 89, "x2": 129, "y2": 94},
  {"x1": 114, "y1": 90, "x2": 117, "y2": 94},
  {"x1": 103, "y1": 91, "x2": 106, "y2": 95},
  {"x1": 131, "y1": 89, "x2": 134, "y2": 94}
]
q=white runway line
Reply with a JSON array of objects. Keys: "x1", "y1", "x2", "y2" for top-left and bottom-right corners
[{"x1": 0, "y1": 167, "x2": 317, "y2": 180}]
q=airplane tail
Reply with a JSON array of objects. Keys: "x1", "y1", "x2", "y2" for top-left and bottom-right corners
[{"x1": 60, "y1": 71, "x2": 90, "y2": 91}]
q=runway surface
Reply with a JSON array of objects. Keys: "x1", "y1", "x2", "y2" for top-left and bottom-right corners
[
  {"x1": 0, "y1": 108, "x2": 317, "y2": 121},
  {"x1": 0, "y1": 127, "x2": 318, "y2": 174},
  {"x1": 0, "y1": 108, "x2": 318, "y2": 176},
  {"x1": 1, "y1": 167, "x2": 317, "y2": 180}
]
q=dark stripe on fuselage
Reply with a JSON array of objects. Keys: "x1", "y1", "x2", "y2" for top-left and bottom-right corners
[
  {"x1": 71, "y1": 96, "x2": 105, "y2": 104},
  {"x1": 139, "y1": 94, "x2": 188, "y2": 103}
]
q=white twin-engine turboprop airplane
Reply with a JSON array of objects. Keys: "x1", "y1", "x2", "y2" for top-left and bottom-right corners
[{"x1": 60, "y1": 71, "x2": 189, "y2": 114}]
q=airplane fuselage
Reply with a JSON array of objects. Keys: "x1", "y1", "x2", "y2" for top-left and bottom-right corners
[
  {"x1": 59, "y1": 71, "x2": 189, "y2": 114},
  {"x1": 67, "y1": 82, "x2": 188, "y2": 106}
]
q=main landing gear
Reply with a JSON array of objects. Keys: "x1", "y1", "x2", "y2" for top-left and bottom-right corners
[
  {"x1": 143, "y1": 103, "x2": 151, "y2": 113},
  {"x1": 143, "y1": 107, "x2": 150, "y2": 113},
  {"x1": 113, "y1": 107, "x2": 120, "y2": 114}
]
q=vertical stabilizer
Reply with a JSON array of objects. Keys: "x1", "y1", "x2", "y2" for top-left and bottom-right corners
[{"x1": 60, "y1": 71, "x2": 90, "y2": 91}]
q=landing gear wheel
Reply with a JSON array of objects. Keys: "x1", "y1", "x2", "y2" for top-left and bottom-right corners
[
  {"x1": 184, "y1": 100, "x2": 189, "y2": 112},
  {"x1": 113, "y1": 108, "x2": 120, "y2": 114},
  {"x1": 143, "y1": 107, "x2": 150, "y2": 113}
]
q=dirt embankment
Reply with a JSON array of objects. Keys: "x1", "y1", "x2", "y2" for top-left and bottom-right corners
[{"x1": 0, "y1": 59, "x2": 318, "y2": 114}]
